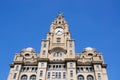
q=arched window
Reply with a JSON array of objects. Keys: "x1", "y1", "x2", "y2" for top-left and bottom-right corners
[
  {"x1": 21, "y1": 75, "x2": 27, "y2": 80},
  {"x1": 25, "y1": 53, "x2": 30, "y2": 57},
  {"x1": 30, "y1": 75, "x2": 36, "y2": 80},
  {"x1": 78, "y1": 75, "x2": 84, "y2": 80},
  {"x1": 88, "y1": 53, "x2": 93, "y2": 56},
  {"x1": 87, "y1": 75, "x2": 94, "y2": 80}
]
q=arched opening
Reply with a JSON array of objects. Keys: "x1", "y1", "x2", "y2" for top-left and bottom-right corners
[
  {"x1": 21, "y1": 75, "x2": 27, "y2": 80},
  {"x1": 30, "y1": 75, "x2": 36, "y2": 80},
  {"x1": 87, "y1": 75, "x2": 94, "y2": 80},
  {"x1": 25, "y1": 53, "x2": 30, "y2": 57},
  {"x1": 88, "y1": 53, "x2": 93, "y2": 56},
  {"x1": 78, "y1": 75, "x2": 84, "y2": 80}
]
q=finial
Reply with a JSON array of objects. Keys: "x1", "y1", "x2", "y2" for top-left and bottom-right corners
[{"x1": 58, "y1": 11, "x2": 63, "y2": 16}]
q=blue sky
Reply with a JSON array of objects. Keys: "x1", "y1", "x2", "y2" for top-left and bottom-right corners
[{"x1": 0, "y1": 0, "x2": 120, "y2": 80}]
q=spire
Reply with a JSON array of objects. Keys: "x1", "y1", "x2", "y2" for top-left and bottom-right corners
[
  {"x1": 58, "y1": 11, "x2": 63, "y2": 16},
  {"x1": 52, "y1": 12, "x2": 67, "y2": 24}
]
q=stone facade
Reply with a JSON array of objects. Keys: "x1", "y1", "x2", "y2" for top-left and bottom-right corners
[{"x1": 8, "y1": 14, "x2": 108, "y2": 80}]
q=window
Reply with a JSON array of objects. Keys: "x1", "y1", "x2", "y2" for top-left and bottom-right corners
[
  {"x1": 89, "y1": 67, "x2": 93, "y2": 72},
  {"x1": 57, "y1": 38, "x2": 61, "y2": 42},
  {"x1": 78, "y1": 75, "x2": 84, "y2": 80},
  {"x1": 41, "y1": 63, "x2": 44, "y2": 68},
  {"x1": 43, "y1": 50, "x2": 46, "y2": 55},
  {"x1": 59, "y1": 72, "x2": 61, "y2": 78},
  {"x1": 48, "y1": 65, "x2": 51, "y2": 69},
  {"x1": 55, "y1": 72, "x2": 58, "y2": 78},
  {"x1": 96, "y1": 65, "x2": 100, "y2": 70},
  {"x1": 70, "y1": 50, "x2": 72, "y2": 55},
  {"x1": 54, "y1": 52, "x2": 57, "y2": 57},
  {"x1": 54, "y1": 52, "x2": 62, "y2": 57},
  {"x1": 98, "y1": 73, "x2": 101, "y2": 80},
  {"x1": 60, "y1": 52, "x2": 62, "y2": 57},
  {"x1": 25, "y1": 53, "x2": 30, "y2": 57},
  {"x1": 88, "y1": 53, "x2": 93, "y2": 56},
  {"x1": 16, "y1": 65, "x2": 19, "y2": 71},
  {"x1": 86, "y1": 67, "x2": 88, "y2": 72},
  {"x1": 30, "y1": 75, "x2": 36, "y2": 80},
  {"x1": 59, "y1": 65, "x2": 61, "y2": 69},
  {"x1": 31, "y1": 67, "x2": 35, "y2": 72},
  {"x1": 99, "y1": 56, "x2": 102, "y2": 60},
  {"x1": 26, "y1": 67, "x2": 29, "y2": 72},
  {"x1": 56, "y1": 65, "x2": 58, "y2": 70},
  {"x1": 70, "y1": 63, "x2": 73, "y2": 68},
  {"x1": 53, "y1": 65, "x2": 55, "y2": 70},
  {"x1": 43, "y1": 43, "x2": 46, "y2": 48},
  {"x1": 59, "y1": 21, "x2": 61, "y2": 24},
  {"x1": 22, "y1": 67, "x2": 26, "y2": 72},
  {"x1": 35, "y1": 67, "x2": 37, "y2": 72},
  {"x1": 63, "y1": 65, "x2": 66, "y2": 69},
  {"x1": 80, "y1": 67, "x2": 83, "y2": 72},
  {"x1": 70, "y1": 43, "x2": 72, "y2": 47},
  {"x1": 63, "y1": 72, "x2": 66, "y2": 79},
  {"x1": 52, "y1": 72, "x2": 55, "y2": 79},
  {"x1": 47, "y1": 72, "x2": 50, "y2": 79},
  {"x1": 70, "y1": 71, "x2": 73, "y2": 77},
  {"x1": 31, "y1": 67, "x2": 37, "y2": 72},
  {"x1": 21, "y1": 75, "x2": 27, "y2": 80},
  {"x1": 40, "y1": 70, "x2": 43, "y2": 77},
  {"x1": 13, "y1": 73, "x2": 17, "y2": 79},
  {"x1": 77, "y1": 67, "x2": 80, "y2": 72},
  {"x1": 87, "y1": 75, "x2": 94, "y2": 80}
]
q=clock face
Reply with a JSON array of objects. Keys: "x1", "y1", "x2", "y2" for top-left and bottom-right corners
[{"x1": 54, "y1": 28, "x2": 64, "y2": 36}]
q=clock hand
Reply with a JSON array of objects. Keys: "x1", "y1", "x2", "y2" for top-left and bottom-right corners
[{"x1": 57, "y1": 30, "x2": 60, "y2": 34}]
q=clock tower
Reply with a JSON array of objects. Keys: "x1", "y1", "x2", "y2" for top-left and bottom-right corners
[{"x1": 40, "y1": 13, "x2": 75, "y2": 60}]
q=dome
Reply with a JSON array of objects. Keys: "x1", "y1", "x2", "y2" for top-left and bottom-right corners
[
  {"x1": 21, "y1": 47, "x2": 35, "y2": 52},
  {"x1": 26, "y1": 47, "x2": 34, "y2": 51},
  {"x1": 85, "y1": 47, "x2": 93, "y2": 51}
]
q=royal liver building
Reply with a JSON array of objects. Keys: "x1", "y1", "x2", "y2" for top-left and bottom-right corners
[{"x1": 8, "y1": 14, "x2": 108, "y2": 80}]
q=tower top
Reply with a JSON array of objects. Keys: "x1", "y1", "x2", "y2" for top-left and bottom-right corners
[{"x1": 58, "y1": 11, "x2": 63, "y2": 16}]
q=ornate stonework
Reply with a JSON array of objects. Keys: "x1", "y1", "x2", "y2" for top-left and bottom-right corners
[{"x1": 8, "y1": 14, "x2": 108, "y2": 80}]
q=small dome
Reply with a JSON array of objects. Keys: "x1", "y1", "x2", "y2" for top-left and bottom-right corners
[
  {"x1": 85, "y1": 47, "x2": 93, "y2": 51},
  {"x1": 21, "y1": 47, "x2": 35, "y2": 52},
  {"x1": 26, "y1": 47, "x2": 34, "y2": 51}
]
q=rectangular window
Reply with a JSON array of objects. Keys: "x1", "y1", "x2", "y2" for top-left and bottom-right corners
[
  {"x1": 13, "y1": 73, "x2": 17, "y2": 79},
  {"x1": 43, "y1": 43, "x2": 46, "y2": 48},
  {"x1": 70, "y1": 71, "x2": 73, "y2": 77},
  {"x1": 55, "y1": 72, "x2": 58, "y2": 78},
  {"x1": 16, "y1": 66, "x2": 19, "y2": 71},
  {"x1": 96, "y1": 65, "x2": 100, "y2": 70},
  {"x1": 70, "y1": 50, "x2": 72, "y2": 55},
  {"x1": 52, "y1": 72, "x2": 55, "y2": 79},
  {"x1": 43, "y1": 50, "x2": 46, "y2": 55},
  {"x1": 63, "y1": 72, "x2": 66, "y2": 79},
  {"x1": 47, "y1": 72, "x2": 50, "y2": 79},
  {"x1": 59, "y1": 72, "x2": 61, "y2": 78},
  {"x1": 70, "y1": 43, "x2": 72, "y2": 48},
  {"x1": 98, "y1": 73, "x2": 101, "y2": 80},
  {"x1": 41, "y1": 63, "x2": 44, "y2": 68},
  {"x1": 70, "y1": 63, "x2": 73, "y2": 68},
  {"x1": 40, "y1": 70, "x2": 43, "y2": 77}
]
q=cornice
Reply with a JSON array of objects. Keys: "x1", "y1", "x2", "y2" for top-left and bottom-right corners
[
  {"x1": 37, "y1": 58, "x2": 49, "y2": 62},
  {"x1": 65, "y1": 58, "x2": 77, "y2": 62}
]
